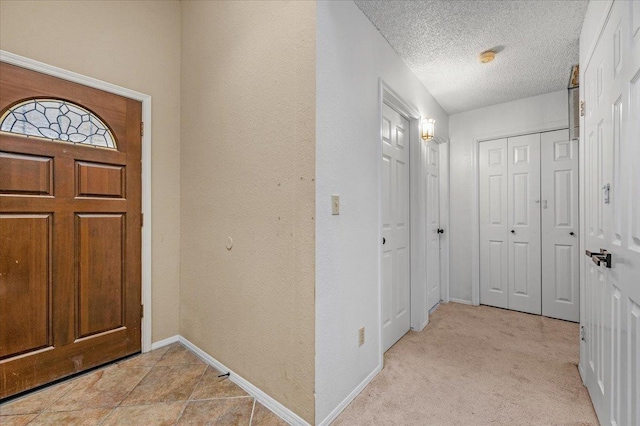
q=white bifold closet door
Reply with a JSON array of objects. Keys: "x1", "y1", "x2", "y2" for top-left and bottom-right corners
[
  {"x1": 541, "y1": 130, "x2": 579, "y2": 322},
  {"x1": 507, "y1": 134, "x2": 542, "y2": 315},
  {"x1": 480, "y1": 134, "x2": 541, "y2": 315},
  {"x1": 480, "y1": 131, "x2": 579, "y2": 321},
  {"x1": 479, "y1": 138, "x2": 509, "y2": 309}
]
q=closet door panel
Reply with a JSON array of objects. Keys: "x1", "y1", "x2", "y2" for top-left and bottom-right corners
[
  {"x1": 479, "y1": 139, "x2": 509, "y2": 309},
  {"x1": 507, "y1": 134, "x2": 542, "y2": 314},
  {"x1": 541, "y1": 130, "x2": 579, "y2": 322}
]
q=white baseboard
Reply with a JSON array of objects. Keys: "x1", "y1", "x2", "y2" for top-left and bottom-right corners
[
  {"x1": 317, "y1": 364, "x2": 383, "y2": 426},
  {"x1": 449, "y1": 298, "x2": 473, "y2": 305},
  {"x1": 150, "y1": 335, "x2": 180, "y2": 351},
  {"x1": 177, "y1": 336, "x2": 309, "y2": 426}
]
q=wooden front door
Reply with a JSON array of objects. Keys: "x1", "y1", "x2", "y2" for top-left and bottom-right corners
[{"x1": 0, "y1": 63, "x2": 142, "y2": 399}]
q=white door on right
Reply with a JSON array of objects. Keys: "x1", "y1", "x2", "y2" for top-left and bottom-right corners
[
  {"x1": 581, "y1": 1, "x2": 640, "y2": 424},
  {"x1": 541, "y1": 130, "x2": 579, "y2": 322}
]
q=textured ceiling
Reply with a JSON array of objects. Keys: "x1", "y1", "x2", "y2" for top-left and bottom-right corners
[{"x1": 354, "y1": 0, "x2": 588, "y2": 114}]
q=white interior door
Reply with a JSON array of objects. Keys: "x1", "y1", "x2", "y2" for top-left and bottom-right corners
[
  {"x1": 507, "y1": 134, "x2": 541, "y2": 315},
  {"x1": 479, "y1": 138, "x2": 509, "y2": 309},
  {"x1": 541, "y1": 130, "x2": 579, "y2": 322},
  {"x1": 382, "y1": 102, "x2": 411, "y2": 352},
  {"x1": 582, "y1": 1, "x2": 640, "y2": 424},
  {"x1": 425, "y1": 139, "x2": 440, "y2": 312}
]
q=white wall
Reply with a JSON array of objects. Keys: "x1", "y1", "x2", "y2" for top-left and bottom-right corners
[
  {"x1": 180, "y1": 2, "x2": 316, "y2": 422},
  {"x1": 316, "y1": 1, "x2": 449, "y2": 423},
  {"x1": 448, "y1": 90, "x2": 568, "y2": 302}
]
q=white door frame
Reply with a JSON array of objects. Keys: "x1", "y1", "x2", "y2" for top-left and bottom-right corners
[
  {"x1": 378, "y1": 79, "x2": 448, "y2": 363},
  {"x1": 378, "y1": 80, "x2": 424, "y2": 352},
  {"x1": 470, "y1": 124, "x2": 568, "y2": 306},
  {"x1": 0, "y1": 50, "x2": 153, "y2": 352}
]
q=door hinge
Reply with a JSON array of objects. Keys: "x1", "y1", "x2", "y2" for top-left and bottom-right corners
[
  {"x1": 140, "y1": 122, "x2": 144, "y2": 137},
  {"x1": 580, "y1": 101, "x2": 585, "y2": 117},
  {"x1": 141, "y1": 304, "x2": 144, "y2": 318},
  {"x1": 580, "y1": 325, "x2": 585, "y2": 341},
  {"x1": 141, "y1": 213, "x2": 144, "y2": 227}
]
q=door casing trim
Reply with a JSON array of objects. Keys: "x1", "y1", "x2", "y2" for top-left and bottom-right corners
[
  {"x1": 378, "y1": 79, "x2": 427, "y2": 364},
  {"x1": 0, "y1": 50, "x2": 153, "y2": 353}
]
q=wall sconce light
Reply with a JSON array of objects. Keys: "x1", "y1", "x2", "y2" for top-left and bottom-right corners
[{"x1": 421, "y1": 118, "x2": 435, "y2": 141}]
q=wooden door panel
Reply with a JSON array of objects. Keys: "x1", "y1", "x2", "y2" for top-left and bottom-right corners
[
  {"x1": 76, "y1": 214, "x2": 124, "y2": 338},
  {"x1": 0, "y1": 215, "x2": 52, "y2": 359},
  {"x1": 76, "y1": 162, "x2": 125, "y2": 198},
  {"x1": 2, "y1": 331, "x2": 130, "y2": 398},
  {"x1": 0, "y1": 152, "x2": 53, "y2": 195},
  {"x1": 0, "y1": 197, "x2": 128, "y2": 213},
  {"x1": 0, "y1": 62, "x2": 141, "y2": 399}
]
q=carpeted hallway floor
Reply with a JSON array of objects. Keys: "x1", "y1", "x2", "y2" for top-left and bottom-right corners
[{"x1": 333, "y1": 302, "x2": 598, "y2": 425}]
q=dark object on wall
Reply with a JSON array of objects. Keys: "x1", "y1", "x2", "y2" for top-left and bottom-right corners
[{"x1": 568, "y1": 65, "x2": 580, "y2": 141}]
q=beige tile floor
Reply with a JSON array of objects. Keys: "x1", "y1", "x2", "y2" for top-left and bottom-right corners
[{"x1": 0, "y1": 343, "x2": 287, "y2": 426}]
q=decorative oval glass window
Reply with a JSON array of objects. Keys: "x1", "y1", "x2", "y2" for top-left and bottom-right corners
[{"x1": 0, "y1": 99, "x2": 116, "y2": 149}]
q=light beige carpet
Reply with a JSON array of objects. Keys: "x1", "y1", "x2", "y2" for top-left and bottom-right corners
[{"x1": 333, "y1": 303, "x2": 598, "y2": 426}]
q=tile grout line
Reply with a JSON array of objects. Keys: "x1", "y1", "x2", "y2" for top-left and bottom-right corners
[
  {"x1": 188, "y1": 395, "x2": 253, "y2": 402},
  {"x1": 174, "y1": 361, "x2": 209, "y2": 424},
  {"x1": 249, "y1": 398, "x2": 256, "y2": 426},
  {"x1": 95, "y1": 349, "x2": 167, "y2": 426},
  {"x1": 18, "y1": 364, "x2": 112, "y2": 424}
]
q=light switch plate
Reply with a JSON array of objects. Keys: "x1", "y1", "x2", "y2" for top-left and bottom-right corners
[{"x1": 331, "y1": 195, "x2": 340, "y2": 215}]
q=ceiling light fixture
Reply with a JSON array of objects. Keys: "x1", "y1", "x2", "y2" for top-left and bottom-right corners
[{"x1": 479, "y1": 50, "x2": 496, "y2": 63}]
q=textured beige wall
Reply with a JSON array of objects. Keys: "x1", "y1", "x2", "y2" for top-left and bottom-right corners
[
  {"x1": 180, "y1": 1, "x2": 316, "y2": 422},
  {"x1": 0, "y1": 1, "x2": 182, "y2": 342}
]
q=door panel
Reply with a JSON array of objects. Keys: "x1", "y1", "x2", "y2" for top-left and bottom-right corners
[
  {"x1": 0, "y1": 62, "x2": 141, "y2": 398},
  {"x1": 0, "y1": 215, "x2": 51, "y2": 359},
  {"x1": 76, "y1": 162, "x2": 125, "y2": 198},
  {"x1": 479, "y1": 139, "x2": 509, "y2": 309},
  {"x1": 381, "y1": 103, "x2": 410, "y2": 352},
  {"x1": 507, "y1": 134, "x2": 541, "y2": 315},
  {"x1": 76, "y1": 214, "x2": 125, "y2": 338},
  {"x1": 425, "y1": 140, "x2": 440, "y2": 312},
  {"x1": 542, "y1": 130, "x2": 579, "y2": 322},
  {"x1": 0, "y1": 152, "x2": 53, "y2": 195},
  {"x1": 582, "y1": 1, "x2": 640, "y2": 424}
]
